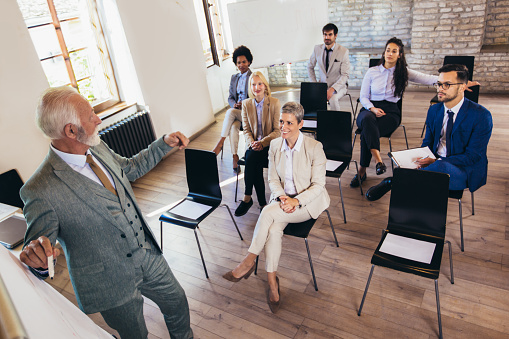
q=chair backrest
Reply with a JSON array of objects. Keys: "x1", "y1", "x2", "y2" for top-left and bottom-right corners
[
  {"x1": 185, "y1": 149, "x2": 222, "y2": 201},
  {"x1": 316, "y1": 110, "x2": 352, "y2": 158},
  {"x1": 443, "y1": 56, "x2": 474, "y2": 81},
  {"x1": 369, "y1": 58, "x2": 381, "y2": 68},
  {"x1": 0, "y1": 169, "x2": 24, "y2": 209},
  {"x1": 388, "y1": 168, "x2": 449, "y2": 237},
  {"x1": 300, "y1": 82, "x2": 327, "y2": 114}
]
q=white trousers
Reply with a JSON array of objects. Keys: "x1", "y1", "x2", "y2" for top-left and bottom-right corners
[
  {"x1": 328, "y1": 87, "x2": 348, "y2": 111},
  {"x1": 220, "y1": 108, "x2": 242, "y2": 154},
  {"x1": 248, "y1": 201, "x2": 311, "y2": 272}
]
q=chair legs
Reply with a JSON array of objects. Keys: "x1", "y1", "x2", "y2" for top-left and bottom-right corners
[
  {"x1": 458, "y1": 198, "x2": 464, "y2": 252},
  {"x1": 446, "y1": 240, "x2": 454, "y2": 284},
  {"x1": 435, "y1": 280, "x2": 443, "y2": 339},
  {"x1": 471, "y1": 191, "x2": 475, "y2": 215},
  {"x1": 221, "y1": 203, "x2": 243, "y2": 240},
  {"x1": 194, "y1": 228, "x2": 209, "y2": 278},
  {"x1": 338, "y1": 177, "x2": 347, "y2": 224},
  {"x1": 353, "y1": 160, "x2": 363, "y2": 196},
  {"x1": 235, "y1": 169, "x2": 240, "y2": 202},
  {"x1": 358, "y1": 264, "x2": 375, "y2": 316},
  {"x1": 421, "y1": 123, "x2": 426, "y2": 138},
  {"x1": 325, "y1": 209, "x2": 339, "y2": 247},
  {"x1": 254, "y1": 237, "x2": 321, "y2": 291},
  {"x1": 305, "y1": 238, "x2": 319, "y2": 291}
]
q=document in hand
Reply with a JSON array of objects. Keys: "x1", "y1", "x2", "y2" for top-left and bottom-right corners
[{"x1": 388, "y1": 147, "x2": 436, "y2": 169}]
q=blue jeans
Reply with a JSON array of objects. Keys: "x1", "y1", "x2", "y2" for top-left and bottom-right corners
[
  {"x1": 423, "y1": 160, "x2": 468, "y2": 190},
  {"x1": 100, "y1": 249, "x2": 192, "y2": 339}
]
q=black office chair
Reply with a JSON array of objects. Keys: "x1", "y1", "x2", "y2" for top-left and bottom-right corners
[
  {"x1": 449, "y1": 189, "x2": 475, "y2": 252},
  {"x1": 358, "y1": 168, "x2": 453, "y2": 339},
  {"x1": 159, "y1": 149, "x2": 243, "y2": 278},
  {"x1": 316, "y1": 110, "x2": 363, "y2": 223},
  {"x1": 254, "y1": 210, "x2": 337, "y2": 291},
  {"x1": 0, "y1": 169, "x2": 25, "y2": 209},
  {"x1": 300, "y1": 82, "x2": 327, "y2": 121},
  {"x1": 422, "y1": 56, "x2": 477, "y2": 137}
]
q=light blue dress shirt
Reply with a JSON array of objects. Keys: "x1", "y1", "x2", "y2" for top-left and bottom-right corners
[
  {"x1": 236, "y1": 72, "x2": 248, "y2": 103},
  {"x1": 360, "y1": 65, "x2": 438, "y2": 110},
  {"x1": 255, "y1": 97, "x2": 265, "y2": 141}
]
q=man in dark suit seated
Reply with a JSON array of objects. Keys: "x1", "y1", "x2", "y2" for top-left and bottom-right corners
[
  {"x1": 366, "y1": 64, "x2": 493, "y2": 201},
  {"x1": 19, "y1": 87, "x2": 193, "y2": 339}
]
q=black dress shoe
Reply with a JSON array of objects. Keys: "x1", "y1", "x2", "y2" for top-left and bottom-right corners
[
  {"x1": 235, "y1": 199, "x2": 253, "y2": 216},
  {"x1": 366, "y1": 177, "x2": 393, "y2": 201},
  {"x1": 376, "y1": 162, "x2": 387, "y2": 175},
  {"x1": 350, "y1": 173, "x2": 366, "y2": 188}
]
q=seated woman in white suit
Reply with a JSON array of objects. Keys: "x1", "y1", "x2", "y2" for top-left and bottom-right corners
[{"x1": 223, "y1": 102, "x2": 330, "y2": 313}]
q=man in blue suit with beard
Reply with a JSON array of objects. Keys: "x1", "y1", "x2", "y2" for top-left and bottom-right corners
[{"x1": 366, "y1": 64, "x2": 492, "y2": 200}]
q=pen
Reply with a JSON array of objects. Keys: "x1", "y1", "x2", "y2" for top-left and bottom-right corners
[
  {"x1": 413, "y1": 155, "x2": 430, "y2": 163},
  {"x1": 48, "y1": 254, "x2": 54, "y2": 279}
]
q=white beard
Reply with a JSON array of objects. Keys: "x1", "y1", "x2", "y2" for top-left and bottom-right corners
[{"x1": 76, "y1": 125, "x2": 101, "y2": 147}]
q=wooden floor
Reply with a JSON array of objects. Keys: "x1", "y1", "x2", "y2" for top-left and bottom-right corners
[{"x1": 49, "y1": 89, "x2": 509, "y2": 338}]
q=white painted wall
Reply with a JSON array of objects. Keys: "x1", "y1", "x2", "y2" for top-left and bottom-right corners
[
  {"x1": 0, "y1": 1, "x2": 50, "y2": 181},
  {"x1": 114, "y1": 0, "x2": 215, "y2": 137},
  {"x1": 206, "y1": 58, "x2": 237, "y2": 113},
  {"x1": 1, "y1": 0, "x2": 219, "y2": 181}
]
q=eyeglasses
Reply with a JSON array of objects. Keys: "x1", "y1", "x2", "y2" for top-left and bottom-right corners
[{"x1": 433, "y1": 82, "x2": 463, "y2": 90}]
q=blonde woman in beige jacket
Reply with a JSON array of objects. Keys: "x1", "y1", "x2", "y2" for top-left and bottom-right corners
[{"x1": 234, "y1": 71, "x2": 281, "y2": 217}]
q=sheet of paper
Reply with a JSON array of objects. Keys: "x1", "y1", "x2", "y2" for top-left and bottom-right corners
[
  {"x1": 326, "y1": 160, "x2": 343, "y2": 172},
  {"x1": 389, "y1": 146, "x2": 436, "y2": 169},
  {"x1": 0, "y1": 246, "x2": 112, "y2": 339},
  {"x1": 303, "y1": 120, "x2": 317, "y2": 128},
  {"x1": 170, "y1": 200, "x2": 213, "y2": 220},
  {"x1": 379, "y1": 233, "x2": 436, "y2": 264},
  {"x1": 0, "y1": 202, "x2": 20, "y2": 221}
]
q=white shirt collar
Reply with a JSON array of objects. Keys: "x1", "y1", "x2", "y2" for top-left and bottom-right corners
[
  {"x1": 51, "y1": 144, "x2": 91, "y2": 168},
  {"x1": 444, "y1": 97, "x2": 464, "y2": 115},
  {"x1": 378, "y1": 64, "x2": 395, "y2": 74},
  {"x1": 325, "y1": 43, "x2": 335, "y2": 51},
  {"x1": 281, "y1": 131, "x2": 303, "y2": 152}
]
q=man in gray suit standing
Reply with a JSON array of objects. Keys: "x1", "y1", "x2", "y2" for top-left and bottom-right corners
[
  {"x1": 307, "y1": 23, "x2": 350, "y2": 111},
  {"x1": 20, "y1": 87, "x2": 193, "y2": 339}
]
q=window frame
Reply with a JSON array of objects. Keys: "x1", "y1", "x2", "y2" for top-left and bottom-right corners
[{"x1": 22, "y1": 0, "x2": 120, "y2": 112}]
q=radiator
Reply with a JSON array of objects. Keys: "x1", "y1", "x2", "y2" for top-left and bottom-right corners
[{"x1": 99, "y1": 110, "x2": 157, "y2": 158}]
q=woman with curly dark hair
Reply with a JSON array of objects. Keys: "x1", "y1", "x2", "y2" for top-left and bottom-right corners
[
  {"x1": 213, "y1": 45, "x2": 253, "y2": 172},
  {"x1": 350, "y1": 37, "x2": 437, "y2": 187}
]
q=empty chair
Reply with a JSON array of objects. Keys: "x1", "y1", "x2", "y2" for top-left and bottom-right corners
[
  {"x1": 300, "y1": 82, "x2": 327, "y2": 120},
  {"x1": 316, "y1": 110, "x2": 363, "y2": 223},
  {"x1": 159, "y1": 149, "x2": 243, "y2": 278},
  {"x1": 358, "y1": 168, "x2": 454, "y2": 339}
]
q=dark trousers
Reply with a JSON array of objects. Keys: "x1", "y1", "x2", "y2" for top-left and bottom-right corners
[
  {"x1": 244, "y1": 147, "x2": 269, "y2": 205},
  {"x1": 356, "y1": 101, "x2": 400, "y2": 168}
]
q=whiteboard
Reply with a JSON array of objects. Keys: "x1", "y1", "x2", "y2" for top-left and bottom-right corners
[
  {"x1": 228, "y1": 0, "x2": 328, "y2": 68},
  {"x1": 0, "y1": 246, "x2": 112, "y2": 339}
]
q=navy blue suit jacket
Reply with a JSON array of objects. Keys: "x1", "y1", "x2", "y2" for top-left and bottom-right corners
[{"x1": 421, "y1": 98, "x2": 492, "y2": 192}]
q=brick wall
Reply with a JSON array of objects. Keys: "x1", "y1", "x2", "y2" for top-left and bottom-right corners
[
  {"x1": 484, "y1": 0, "x2": 509, "y2": 45},
  {"x1": 267, "y1": 0, "x2": 509, "y2": 93}
]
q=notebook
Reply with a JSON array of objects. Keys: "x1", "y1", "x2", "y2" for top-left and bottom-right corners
[{"x1": 0, "y1": 214, "x2": 27, "y2": 249}]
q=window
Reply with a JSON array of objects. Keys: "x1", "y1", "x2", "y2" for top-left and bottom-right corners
[
  {"x1": 17, "y1": 0, "x2": 120, "y2": 111},
  {"x1": 193, "y1": 0, "x2": 227, "y2": 67}
]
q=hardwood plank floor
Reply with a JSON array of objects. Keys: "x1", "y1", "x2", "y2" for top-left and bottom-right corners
[{"x1": 48, "y1": 89, "x2": 509, "y2": 338}]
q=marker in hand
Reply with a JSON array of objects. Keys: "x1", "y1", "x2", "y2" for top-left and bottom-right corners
[
  {"x1": 48, "y1": 255, "x2": 54, "y2": 279},
  {"x1": 413, "y1": 155, "x2": 430, "y2": 163}
]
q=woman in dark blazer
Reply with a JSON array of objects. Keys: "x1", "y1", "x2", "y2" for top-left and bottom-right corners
[
  {"x1": 234, "y1": 71, "x2": 280, "y2": 216},
  {"x1": 212, "y1": 46, "x2": 253, "y2": 172}
]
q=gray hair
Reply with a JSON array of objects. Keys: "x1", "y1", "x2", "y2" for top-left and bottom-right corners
[
  {"x1": 281, "y1": 101, "x2": 304, "y2": 123},
  {"x1": 36, "y1": 86, "x2": 82, "y2": 139}
]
